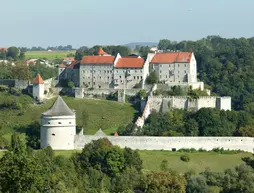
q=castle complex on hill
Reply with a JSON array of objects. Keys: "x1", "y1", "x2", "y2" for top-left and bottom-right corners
[
  {"x1": 58, "y1": 48, "x2": 204, "y2": 90},
  {"x1": 40, "y1": 96, "x2": 253, "y2": 153}
]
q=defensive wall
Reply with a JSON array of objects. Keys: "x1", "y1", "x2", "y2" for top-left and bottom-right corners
[
  {"x1": 74, "y1": 88, "x2": 141, "y2": 98},
  {"x1": 0, "y1": 79, "x2": 29, "y2": 89},
  {"x1": 74, "y1": 135, "x2": 254, "y2": 153}
]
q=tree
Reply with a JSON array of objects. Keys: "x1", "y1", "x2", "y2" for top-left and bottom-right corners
[
  {"x1": 146, "y1": 71, "x2": 158, "y2": 84},
  {"x1": 25, "y1": 121, "x2": 40, "y2": 149},
  {"x1": 0, "y1": 50, "x2": 6, "y2": 60},
  {"x1": 7, "y1": 46, "x2": 20, "y2": 60},
  {"x1": 12, "y1": 62, "x2": 31, "y2": 80},
  {"x1": 186, "y1": 175, "x2": 208, "y2": 193},
  {"x1": 138, "y1": 89, "x2": 146, "y2": 100},
  {"x1": 0, "y1": 134, "x2": 45, "y2": 192},
  {"x1": 140, "y1": 171, "x2": 187, "y2": 193}
]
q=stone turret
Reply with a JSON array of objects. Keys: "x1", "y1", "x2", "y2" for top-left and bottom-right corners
[
  {"x1": 32, "y1": 74, "x2": 44, "y2": 102},
  {"x1": 40, "y1": 96, "x2": 76, "y2": 150}
]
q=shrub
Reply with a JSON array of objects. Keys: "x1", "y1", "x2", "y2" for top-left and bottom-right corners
[
  {"x1": 180, "y1": 154, "x2": 190, "y2": 162},
  {"x1": 0, "y1": 85, "x2": 8, "y2": 92},
  {"x1": 0, "y1": 135, "x2": 8, "y2": 149}
]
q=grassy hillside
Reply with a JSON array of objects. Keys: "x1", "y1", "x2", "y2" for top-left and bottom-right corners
[
  {"x1": 0, "y1": 149, "x2": 251, "y2": 173},
  {"x1": 53, "y1": 150, "x2": 251, "y2": 173},
  {"x1": 0, "y1": 93, "x2": 136, "y2": 139},
  {"x1": 25, "y1": 51, "x2": 76, "y2": 60}
]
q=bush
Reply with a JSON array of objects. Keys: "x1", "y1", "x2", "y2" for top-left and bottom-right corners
[
  {"x1": 180, "y1": 154, "x2": 190, "y2": 162},
  {"x1": 0, "y1": 135, "x2": 8, "y2": 149},
  {"x1": 212, "y1": 148, "x2": 241, "y2": 154},
  {"x1": 0, "y1": 85, "x2": 8, "y2": 92}
]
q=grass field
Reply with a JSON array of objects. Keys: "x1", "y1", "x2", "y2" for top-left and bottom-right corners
[
  {"x1": 53, "y1": 150, "x2": 252, "y2": 173},
  {"x1": 0, "y1": 94, "x2": 137, "y2": 139},
  {"x1": 0, "y1": 150, "x2": 250, "y2": 174},
  {"x1": 25, "y1": 51, "x2": 76, "y2": 60}
]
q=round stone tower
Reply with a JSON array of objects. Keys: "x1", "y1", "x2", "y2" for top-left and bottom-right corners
[{"x1": 40, "y1": 96, "x2": 76, "y2": 150}]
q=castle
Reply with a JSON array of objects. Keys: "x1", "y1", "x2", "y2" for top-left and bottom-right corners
[
  {"x1": 40, "y1": 96, "x2": 253, "y2": 153},
  {"x1": 58, "y1": 48, "x2": 204, "y2": 90}
]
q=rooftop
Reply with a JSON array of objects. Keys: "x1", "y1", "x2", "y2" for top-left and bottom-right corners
[
  {"x1": 80, "y1": 56, "x2": 115, "y2": 64},
  {"x1": 33, "y1": 74, "x2": 44, "y2": 84},
  {"x1": 150, "y1": 52, "x2": 192, "y2": 64},
  {"x1": 115, "y1": 57, "x2": 144, "y2": 68},
  {"x1": 42, "y1": 96, "x2": 75, "y2": 116},
  {"x1": 97, "y1": 47, "x2": 108, "y2": 55}
]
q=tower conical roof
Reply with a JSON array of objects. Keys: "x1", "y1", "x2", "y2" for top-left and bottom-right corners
[
  {"x1": 97, "y1": 47, "x2": 107, "y2": 55},
  {"x1": 42, "y1": 96, "x2": 75, "y2": 116},
  {"x1": 33, "y1": 74, "x2": 44, "y2": 84}
]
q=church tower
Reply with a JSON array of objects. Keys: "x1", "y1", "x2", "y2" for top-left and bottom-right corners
[
  {"x1": 32, "y1": 74, "x2": 44, "y2": 102},
  {"x1": 40, "y1": 96, "x2": 76, "y2": 150}
]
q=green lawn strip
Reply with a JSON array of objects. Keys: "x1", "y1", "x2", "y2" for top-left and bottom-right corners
[{"x1": 139, "y1": 150, "x2": 251, "y2": 173}]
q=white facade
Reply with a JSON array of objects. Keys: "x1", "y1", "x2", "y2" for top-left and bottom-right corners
[
  {"x1": 40, "y1": 115, "x2": 76, "y2": 150},
  {"x1": 40, "y1": 96, "x2": 77, "y2": 150},
  {"x1": 33, "y1": 83, "x2": 44, "y2": 101},
  {"x1": 80, "y1": 64, "x2": 114, "y2": 89},
  {"x1": 150, "y1": 52, "x2": 197, "y2": 84}
]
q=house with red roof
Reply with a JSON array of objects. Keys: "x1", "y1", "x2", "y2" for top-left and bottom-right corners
[
  {"x1": 113, "y1": 54, "x2": 148, "y2": 89},
  {"x1": 0, "y1": 47, "x2": 8, "y2": 52},
  {"x1": 77, "y1": 47, "x2": 149, "y2": 89},
  {"x1": 149, "y1": 51, "x2": 204, "y2": 90}
]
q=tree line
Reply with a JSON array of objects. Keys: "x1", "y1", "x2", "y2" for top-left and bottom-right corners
[
  {"x1": 74, "y1": 45, "x2": 132, "y2": 60},
  {"x1": 1, "y1": 135, "x2": 254, "y2": 193},
  {"x1": 118, "y1": 108, "x2": 254, "y2": 137},
  {"x1": 0, "y1": 61, "x2": 57, "y2": 81}
]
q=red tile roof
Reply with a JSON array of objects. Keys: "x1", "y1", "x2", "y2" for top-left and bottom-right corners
[
  {"x1": 67, "y1": 60, "x2": 79, "y2": 69},
  {"x1": 0, "y1": 47, "x2": 8, "y2": 52},
  {"x1": 80, "y1": 56, "x2": 115, "y2": 64},
  {"x1": 150, "y1": 52, "x2": 192, "y2": 64},
  {"x1": 115, "y1": 57, "x2": 144, "y2": 68},
  {"x1": 33, "y1": 74, "x2": 44, "y2": 84},
  {"x1": 62, "y1": 57, "x2": 75, "y2": 61},
  {"x1": 97, "y1": 47, "x2": 107, "y2": 55},
  {"x1": 59, "y1": 63, "x2": 66, "y2": 68}
]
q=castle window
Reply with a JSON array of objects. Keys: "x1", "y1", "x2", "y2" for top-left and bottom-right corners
[
  {"x1": 185, "y1": 64, "x2": 187, "y2": 67},
  {"x1": 137, "y1": 76, "x2": 139, "y2": 79},
  {"x1": 58, "y1": 122, "x2": 61, "y2": 124},
  {"x1": 100, "y1": 76, "x2": 101, "y2": 79},
  {"x1": 52, "y1": 133, "x2": 55, "y2": 136},
  {"x1": 48, "y1": 122, "x2": 50, "y2": 124},
  {"x1": 120, "y1": 76, "x2": 122, "y2": 78},
  {"x1": 184, "y1": 70, "x2": 186, "y2": 73},
  {"x1": 83, "y1": 70, "x2": 85, "y2": 73},
  {"x1": 69, "y1": 122, "x2": 71, "y2": 124},
  {"x1": 166, "y1": 75, "x2": 167, "y2": 78},
  {"x1": 134, "y1": 76, "x2": 136, "y2": 79},
  {"x1": 178, "y1": 64, "x2": 179, "y2": 67}
]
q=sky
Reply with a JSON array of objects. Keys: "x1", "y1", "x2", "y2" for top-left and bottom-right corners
[{"x1": 1, "y1": 0, "x2": 254, "y2": 48}]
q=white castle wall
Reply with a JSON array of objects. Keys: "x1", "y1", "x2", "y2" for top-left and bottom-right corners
[
  {"x1": 41, "y1": 115, "x2": 76, "y2": 150},
  {"x1": 74, "y1": 135, "x2": 254, "y2": 153}
]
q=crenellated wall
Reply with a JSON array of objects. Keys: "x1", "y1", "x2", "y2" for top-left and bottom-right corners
[{"x1": 74, "y1": 135, "x2": 254, "y2": 153}]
